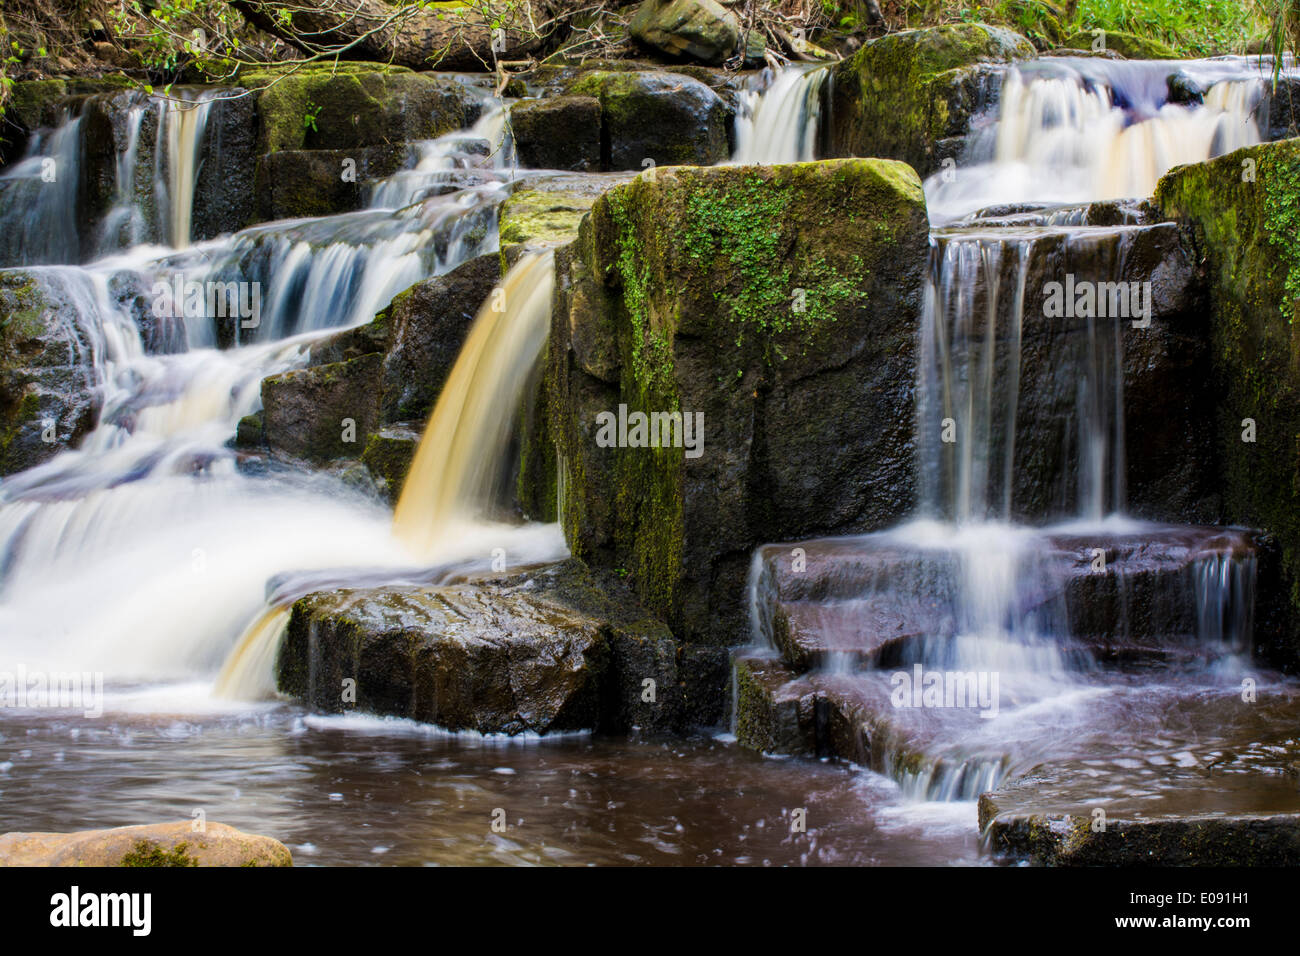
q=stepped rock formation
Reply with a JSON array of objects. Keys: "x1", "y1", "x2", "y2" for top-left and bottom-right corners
[{"x1": 542, "y1": 159, "x2": 930, "y2": 644}]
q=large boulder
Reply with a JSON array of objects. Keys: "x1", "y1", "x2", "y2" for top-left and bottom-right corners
[
  {"x1": 191, "y1": 89, "x2": 258, "y2": 239},
  {"x1": 829, "y1": 24, "x2": 1036, "y2": 176},
  {"x1": 509, "y1": 95, "x2": 602, "y2": 172},
  {"x1": 0, "y1": 822, "x2": 292, "y2": 867},
  {"x1": 628, "y1": 0, "x2": 741, "y2": 66},
  {"x1": 0, "y1": 271, "x2": 100, "y2": 476},
  {"x1": 277, "y1": 559, "x2": 704, "y2": 734},
  {"x1": 1155, "y1": 140, "x2": 1300, "y2": 668},
  {"x1": 543, "y1": 160, "x2": 930, "y2": 644},
  {"x1": 247, "y1": 67, "x2": 475, "y2": 154},
  {"x1": 566, "y1": 71, "x2": 731, "y2": 170},
  {"x1": 253, "y1": 145, "x2": 410, "y2": 221}
]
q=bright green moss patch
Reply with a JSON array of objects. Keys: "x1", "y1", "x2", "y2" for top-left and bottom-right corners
[{"x1": 121, "y1": 839, "x2": 198, "y2": 867}]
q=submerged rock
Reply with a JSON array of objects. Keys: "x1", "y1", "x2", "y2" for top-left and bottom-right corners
[
  {"x1": 566, "y1": 70, "x2": 731, "y2": 170},
  {"x1": 980, "y1": 758, "x2": 1300, "y2": 865},
  {"x1": 545, "y1": 159, "x2": 930, "y2": 644},
  {"x1": 278, "y1": 559, "x2": 692, "y2": 734},
  {"x1": 628, "y1": 0, "x2": 741, "y2": 66},
  {"x1": 0, "y1": 271, "x2": 99, "y2": 476},
  {"x1": 0, "y1": 821, "x2": 292, "y2": 867},
  {"x1": 829, "y1": 24, "x2": 1035, "y2": 176},
  {"x1": 1155, "y1": 140, "x2": 1300, "y2": 669}
]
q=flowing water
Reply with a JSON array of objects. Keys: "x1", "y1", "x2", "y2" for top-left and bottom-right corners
[{"x1": 1, "y1": 55, "x2": 1298, "y2": 865}]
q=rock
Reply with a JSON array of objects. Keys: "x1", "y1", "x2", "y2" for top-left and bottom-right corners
[
  {"x1": 0, "y1": 271, "x2": 99, "y2": 476},
  {"x1": 1260, "y1": 76, "x2": 1300, "y2": 141},
  {"x1": 0, "y1": 821, "x2": 292, "y2": 867},
  {"x1": 566, "y1": 71, "x2": 731, "y2": 170},
  {"x1": 499, "y1": 184, "x2": 599, "y2": 258},
  {"x1": 829, "y1": 24, "x2": 1035, "y2": 176},
  {"x1": 629, "y1": 0, "x2": 741, "y2": 65},
  {"x1": 278, "y1": 559, "x2": 687, "y2": 735},
  {"x1": 510, "y1": 96, "x2": 602, "y2": 171},
  {"x1": 980, "y1": 768, "x2": 1300, "y2": 865},
  {"x1": 1057, "y1": 29, "x2": 1180, "y2": 60},
  {"x1": 377, "y1": 252, "x2": 500, "y2": 423},
  {"x1": 249, "y1": 69, "x2": 474, "y2": 154},
  {"x1": 192, "y1": 89, "x2": 258, "y2": 239},
  {"x1": 253, "y1": 144, "x2": 409, "y2": 221},
  {"x1": 733, "y1": 654, "x2": 817, "y2": 754},
  {"x1": 1154, "y1": 140, "x2": 1300, "y2": 668},
  {"x1": 260, "y1": 353, "x2": 383, "y2": 464},
  {"x1": 920, "y1": 220, "x2": 1214, "y2": 524},
  {"x1": 545, "y1": 160, "x2": 930, "y2": 644},
  {"x1": 257, "y1": 253, "x2": 499, "y2": 463},
  {"x1": 360, "y1": 424, "x2": 420, "y2": 504},
  {"x1": 751, "y1": 526, "x2": 1260, "y2": 671}
]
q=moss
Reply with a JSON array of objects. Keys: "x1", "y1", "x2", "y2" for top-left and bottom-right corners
[
  {"x1": 1058, "y1": 29, "x2": 1181, "y2": 59},
  {"x1": 830, "y1": 23, "x2": 1035, "y2": 173},
  {"x1": 120, "y1": 839, "x2": 198, "y2": 867},
  {"x1": 1155, "y1": 141, "x2": 1300, "y2": 667},
  {"x1": 498, "y1": 189, "x2": 595, "y2": 250}
]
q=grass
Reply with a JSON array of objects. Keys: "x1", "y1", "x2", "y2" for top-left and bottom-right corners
[
  {"x1": 867, "y1": 0, "x2": 1272, "y2": 57},
  {"x1": 1074, "y1": 0, "x2": 1266, "y2": 57}
]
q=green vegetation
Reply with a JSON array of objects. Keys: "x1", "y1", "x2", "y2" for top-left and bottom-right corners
[{"x1": 121, "y1": 839, "x2": 199, "y2": 867}]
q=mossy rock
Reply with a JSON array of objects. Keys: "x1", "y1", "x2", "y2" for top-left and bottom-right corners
[
  {"x1": 1154, "y1": 140, "x2": 1300, "y2": 668},
  {"x1": 509, "y1": 95, "x2": 602, "y2": 172},
  {"x1": 0, "y1": 822, "x2": 292, "y2": 867},
  {"x1": 1058, "y1": 29, "x2": 1180, "y2": 60},
  {"x1": 565, "y1": 70, "x2": 731, "y2": 170},
  {"x1": 0, "y1": 270, "x2": 98, "y2": 476},
  {"x1": 360, "y1": 425, "x2": 421, "y2": 505},
  {"x1": 829, "y1": 23, "x2": 1036, "y2": 176},
  {"x1": 253, "y1": 70, "x2": 473, "y2": 154},
  {"x1": 548, "y1": 159, "x2": 929, "y2": 641},
  {"x1": 260, "y1": 353, "x2": 383, "y2": 464},
  {"x1": 499, "y1": 187, "x2": 599, "y2": 255}
]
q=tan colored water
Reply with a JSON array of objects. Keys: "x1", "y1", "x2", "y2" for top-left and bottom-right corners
[{"x1": 393, "y1": 250, "x2": 555, "y2": 557}]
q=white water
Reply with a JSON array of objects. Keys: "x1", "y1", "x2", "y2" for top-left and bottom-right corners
[
  {"x1": 732, "y1": 65, "x2": 828, "y2": 165},
  {"x1": 0, "y1": 87, "x2": 562, "y2": 703},
  {"x1": 926, "y1": 58, "x2": 1271, "y2": 221}
]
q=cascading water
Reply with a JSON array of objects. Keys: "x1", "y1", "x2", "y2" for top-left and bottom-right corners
[
  {"x1": 215, "y1": 251, "x2": 564, "y2": 699},
  {"x1": 731, "y1": 64, "x2": 828, "y2": 164},
  {"x1": 925, "y1": 57, "x2": 1271, "y2": 221}
]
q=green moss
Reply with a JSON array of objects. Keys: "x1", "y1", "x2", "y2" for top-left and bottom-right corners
[
  {"x1": 120, "y1": 839, "x2": 198, "y2": 867},
  {"x1": 1155, "y1": 141, "x2": 1300, "y2": 667}
]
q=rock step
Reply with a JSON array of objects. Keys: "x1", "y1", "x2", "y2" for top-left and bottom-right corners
[
  {"x1": 754, "y1": 525, "x2": 1259, "y2": 670},
  {"x1": 277, "y1": 559, "x2": 730, "y2": 735}
]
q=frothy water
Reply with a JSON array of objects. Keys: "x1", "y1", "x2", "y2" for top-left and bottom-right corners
[{"x1": 925, "y1": 57, "x2": 1271, "y2": 221}]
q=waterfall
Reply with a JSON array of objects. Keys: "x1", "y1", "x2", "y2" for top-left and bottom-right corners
[
  {"x1": 926, "y1": 58, "x2": 1267, "y2": 221},
  {"x1": 158, "y1": 93, "x2": 217, "y2": 248},
  {"x1": 0, "y1": 111, "x2": 83, "y2": 265},
  {"x1": 368, "y1": 101, "x2": 514, "y2": 210},
  {"x1": 731, "y1": 64, "x2": 827, "y2": 165},
  {"x1": 393, "y1": 251, "x2": 555, "y2": 557},
  {"x1": 917, "y1": 226, "x2": 1133, "y2": 523},
  {"x1": 211, "y1": 251, "x2": 561, "y2": 698}
]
